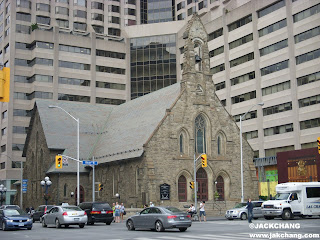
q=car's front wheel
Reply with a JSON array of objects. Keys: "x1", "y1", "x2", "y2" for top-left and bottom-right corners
[
  {"x1": 155, "y1": 220, "x2": 164, "y2": 232},
  {"x1": 240, "y1": 213, "x2": 247, "y2": 220},
  {"x1": 179, "y1": 227, "x2": 187, "y2": 232},
  {"x1": 126, "y1": 220, "x2": 135, "y2": 231},
  {"x1": 282, "y1": 209, "x2": 292, "y2": 220},
  {"x1": 79, "y1": 224, "x2": 85, "y2": 228},
  {"x1": 55, "y1": 219, "x2": 61, "y2": 228},
  {"x1": 42, "y1": 219, "x2": 47, "y2": 227}
]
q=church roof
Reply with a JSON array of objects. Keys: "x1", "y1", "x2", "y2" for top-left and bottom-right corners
[{"x1": 32, "y1": 83, "x2": 181, "y2": 172}]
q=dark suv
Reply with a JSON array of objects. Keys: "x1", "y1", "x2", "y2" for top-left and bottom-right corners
[
  {"x1": 79, "y1": 202, "x2": 113, "y2": 225},
  {"x1": 31, "y1": 205, "x2": 54, "y2": 222}
]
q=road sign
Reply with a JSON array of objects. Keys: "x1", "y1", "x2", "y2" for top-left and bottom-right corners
[
  {"x1": 22, "y1": 179, "x2": 28, "y2": 193},
  {"x1": 22, "y1": 184, "x2": 27, "y2": 187},
  {"x1": 82, "y1": 161, "x2": 98, "y2": 165},
  {"x1": 62, "y1": 156, "x2": 69, "y2": 166}
]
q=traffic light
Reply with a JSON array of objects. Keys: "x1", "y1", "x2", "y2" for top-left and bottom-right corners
[
  {"x1": 189, "y1": 181, "x2": 194, "y2": 189},
  {"x1": 55, "y1": 155, "x2": 62, "y2": 169},
  {"x1": 0, "y1": 67, "x2": 10, "y2": 102},
  {"x1": 317, "y1": 137, "x2": 320, "y2": 154},
  {"x1": 201, "y1": 154, "x2": 207, "y2": 167},
  {"x1": 99, "y1": 184, "x2": 103, "y2": 191}
]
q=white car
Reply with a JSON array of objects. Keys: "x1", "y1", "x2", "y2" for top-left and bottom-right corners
[
  {"x1": 225, "y1": 201, "x2": 264, "y2": 220},
  {"x1": 42, "y1": 205, "x2": 87, "y2": 228}
]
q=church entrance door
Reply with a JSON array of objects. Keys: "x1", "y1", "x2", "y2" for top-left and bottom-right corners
[{"x1": 196, "y1": 168, "x2": 208, "y2": 201}]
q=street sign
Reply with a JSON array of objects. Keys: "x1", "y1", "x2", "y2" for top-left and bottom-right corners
[
  {"x1": 22, "y1": 184, "x2": 27, "y2": 187},
  {"x1": 160, "y1": 183, "x2": 170, "y2": 200},
  {"x1": 82, "y1": 161, "x2": 98, "y2": 165},
  {"x1": 62, "y1": 156, "x2": 69, "y2": 166},
  {"x1": 22, "y1": 179, "x2": 28, "y2": 193}
]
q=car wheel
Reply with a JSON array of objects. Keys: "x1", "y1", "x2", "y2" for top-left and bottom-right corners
[
  {"x1": 240, "y1": 213, "x2": 247, "y2": 220},
  {"x1": 55, "y1": 219, "x2": 61, "y2": 228},
  {"x1": 106, "y1": 221, "x2": 111, "y2": 225},
  {"x1": 282, "y1": 209, "x2": 292, "y2": 220},
  {"x1": 65, "y1": 224, "x2": 69, "y2": 228},
  {"x1": 27, "y1": 227, "x2": 32, "y2": 230},
  {"x1": 253, "y1": 217, "x2": 258, "y2": 220},
  {"x1": 155, "y1": 220, "x2": 164, "y2": 232},
  {"x1": 2, "y1": 222, "x2": 7, "y2": 231},
  {"x1": 179, "y1": 227, "x2": 187, "y2": 232},
  {"x1": 79, "y1": 224, "x2": 85, "y2": 228},
  {"x1": 42, "y1": 219, "x2": 47, "y2": 227},
  {"x1": 264, "y1": 216, "x2": 274, "y2": 220},
  {"x1": 32, "y1": 218, "x2": 35, "y2": 223},
  {"x1": 126, "y1": 220, "x2": 135, "y2": 231}
]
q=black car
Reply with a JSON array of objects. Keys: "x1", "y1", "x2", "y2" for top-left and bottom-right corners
[
  {"x1": 31, "y1": 205, "x2": 54, "y2": 223},
  {"x1": 79, "y1": 202, "x2": 113, "y2": 225},
  {"x1": 0, "y1": 205, "x2": 21, "y2": 210}
]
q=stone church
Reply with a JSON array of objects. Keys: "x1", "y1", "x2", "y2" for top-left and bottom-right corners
[{"x1": 19, "y1": 15, "x2": 258, "y2": 214}]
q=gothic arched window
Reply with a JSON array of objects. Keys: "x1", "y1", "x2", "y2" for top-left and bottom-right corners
[
  {"x1": 217, "y1": 136, "x2": 221, "y2": 155},
  {"x1": 195, "y1": 115, "x2": 206, "y2": 153},
  {"x1": 180, "y1": 133, "x2": 184, "y2": 154},
  {"x1": 178, "y1": 175, "x2": 187, "y2": 202}
]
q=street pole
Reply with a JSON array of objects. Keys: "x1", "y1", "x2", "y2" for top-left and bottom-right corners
[
  {"x1": 20, "y1": 161, "x2": 23, "y2": 208},
  {"x1": 240, "y1": 102, "x2": 264, "y2": 203},
  {"x1": 194, "y1": 154, "x2": 197, "y2": 213},
  {"x1": 48, "y1": 105, "x2": 80, "y2": 206},
  {"x1": 92, "y1": 157, "x2": 95, "y2": 202}
]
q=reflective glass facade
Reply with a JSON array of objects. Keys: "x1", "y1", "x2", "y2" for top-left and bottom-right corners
[
  {"x1": 130, "y1": 34, "x2": 177, "y2": 99},
  {"x1": 140, "y1": 0, "x2": 175, "y2": 24}
]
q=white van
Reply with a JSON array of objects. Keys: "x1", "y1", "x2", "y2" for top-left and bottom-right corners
[{"x1": 261, "y1": 182, "x2": 320, "y2": 220}]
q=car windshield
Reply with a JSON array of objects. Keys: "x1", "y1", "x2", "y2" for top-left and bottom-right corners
[
  {"x1": 4, "y1": 209, "x2": 27, "y2": 216},
  {"x1": 234, "y1": 203, "x2": 247, "y2": 208},
  {"x1": 275, "y1": 193, "x2": 290, "y2": 200},
  {"x1": 93, "y1": 203, "x2": 111, "y2": 210},
  {"x1": 62, "y1": 206, "x2": 82, "y2": 211},
  {"x1": 163, "y1": 207, "x2": 182, "y2": 213}
]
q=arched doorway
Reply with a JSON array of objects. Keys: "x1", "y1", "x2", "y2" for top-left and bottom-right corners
[
  {"x1": 75, "y1": 185, "x2": 85, "y2": 204},
  {"x1": 196, "y1": 168, "x2": 208, "y2": 201},
  {"x1": 216, "y1": 176, "x2": 224, "y2": 201},
  {"x1": 178, "y1": 175, "x2": 187, "y2": 202}
]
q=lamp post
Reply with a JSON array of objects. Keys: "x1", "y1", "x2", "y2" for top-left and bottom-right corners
[
  {"x1": 0, "y1": 184, "x2": 7, "y2": 206},
  {"x1": 115, "y1": 193, "x2": 120, "y2": 200},
  {"x1": 48, "y1": 105, "x2": 80, "y2": 206},
  {"x1": 240, "y1": 102, "x2": 264, "y2": 203},
  {"x1": 40, "y1": 176, "x2": 52, "y2": 205}
]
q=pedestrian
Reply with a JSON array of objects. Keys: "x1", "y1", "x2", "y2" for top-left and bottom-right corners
[
  {"x1": 150, "y1": 201, "x2": 154, "y2": 207},
  {"x1": 112, "y1": 203, "x2": 115, "y2": 222},
  {"x1": 199, "y1": 201, "x2": 206, "y2": 222},
  {"x1": 246, "y1": 198, "x2": 253, "y2": 223},
  {"x1": 143, "y1": 204, "x2": 148, "y2": 209},
  {"x1": 187, "y1": 204, "x2": 196, "y2": 218},
  {"x1": 120, "y1": 203, "x2": 125, "y2": 222},
  {"x1": 115, "y1": 202, "x2": 121, "y2": 223}
]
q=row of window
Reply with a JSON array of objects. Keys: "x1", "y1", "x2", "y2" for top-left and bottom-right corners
[
  {"x1": 263, "y1": 102, "x2": 292, "y2": 116},
  {"x1": 233, "y1": 110, "x2": 257, "y2": 122},
  {"x1": 15, "y1": 58, "x2": 53, "y2": 67},
  {"x1": 15, "y1": 75, "x2": 53, "y2": 83},
  {"x1": 262, "y1": 81, "x2": 290, "y2": 96},
  {"x1": 14, "y1": 92, "x2": 53, "y2": 100},
  {"x1": 299, "y1": 95, "x2": 320, "y2": 108}
]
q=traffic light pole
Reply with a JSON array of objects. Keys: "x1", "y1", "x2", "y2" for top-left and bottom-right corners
[
  {"x1": 194, "y1": 153, "x2": 205, "y2": 214},
  {"x1": 92, "y1": 157, "x2": 95, "y2": 202}
]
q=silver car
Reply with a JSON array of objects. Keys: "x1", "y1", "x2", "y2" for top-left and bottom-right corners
[
  {"x1": 225, "y1": 201, "x2": 264, "y2": 220},
  {"x1": 126, "y1": 206, "x2": 192, "y2": 232},
  {"x1": 42, "y1": 205, "x2": 87, "y2": 228}
]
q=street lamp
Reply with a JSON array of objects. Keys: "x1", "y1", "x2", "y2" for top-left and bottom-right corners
[
  {"x1": 0, "y1": 184, "x2": 7, "y2": 205},
  {"x1": 48, "y1": 105, "x2": 80, "y2": 206},
  {"x1": 115, "y1": 193, "x2": 120, "y2": 200},
  {"x1": 40, "y1": 176, "x2": 52, "y2": 205},
  {"x1": 240, "y1": 102, "x2": 264, "y2": 203}
]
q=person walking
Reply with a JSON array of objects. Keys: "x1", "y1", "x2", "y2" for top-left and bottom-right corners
[
  {"x1": 199, "y1": 201, "x2": 206, "y2": 222},
  {"x1": 246, "y1": 198, "x2": 254, "y2": 223},
  {"x1": 112, "y1": 203, "x2": 115, "y2": 222},
  {"x1": 115, "y1": 202, "x2": 121, "y2": 223},
  {"x1": 120, "y1": 203, "x2": 125, "y2": 222}
]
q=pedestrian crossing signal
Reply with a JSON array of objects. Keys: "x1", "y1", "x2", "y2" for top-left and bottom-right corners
[
  {"x1": 55, "y1": 155, "x2": 62, "y2": 169},
  {"x1": 189, "y1": 181, "x2": 194, "y2": 189},
  {"x1": 201, "y1": 154, "x2": 207, "y2": 167},
  {"x1": 317, "y1": 137, "x2": 320, "y2": 154}
]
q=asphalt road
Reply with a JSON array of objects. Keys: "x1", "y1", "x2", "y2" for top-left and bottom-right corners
[{"x1": 1, "y1": 217, "x2": 320, "y2": 240}]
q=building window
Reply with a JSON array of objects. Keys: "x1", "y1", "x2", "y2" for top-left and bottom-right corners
[
  {"x1": 96, "y1": 66, "x2": 125, "y2": 75},
  {"x1": 195, "y1": 115, "x2": 206, "y2": 154},
  {"x1": 36, "y1": 16, "x2": 51, "y2": 25},
  {"x1": 59, "y1": 44, "x2": 91, "y2": 54},
  {"x1": 16, "y1": 12, "x2": 31, "y2": 22},
  {"x1": 2, "y1": 110, "x2": 7, "y2": 119},
  {"x1": 260, "y1": 60, "x2": 289, "y2": 76},
  {"x1": 230, "y1": 52, "x2": 254, "y2": 68},
  {"x1": 36, "y1": 3, "x2": 50, "y2": 12},
  {"x1": 177, "y1": 2, "x2": 185, "y2": 10},
  {"x1": 74, "y1": 22, "x2": 87, "y2": 31},
  {"x1": 215, "y1": 82, "x2": 225, "y2": 91},
  {"x1": 13, "y1": 126, "x2": 28, "y2": 134},
  {"x1": 245, "y1": 130, "x2": 258, "y2": 140},
  {"x1": 55, "y1": 7, "x2": 69, "y2": 16},
  {"x1": 300, "y1": 118, "x2": 320, "y2": 130},
  {"x1": 92, "y1": 25, "x2": 104, "y2": 34},
  {"x1": 210, "y1": 64, "x2": 225, "y2": 74},
  {"x1": 1, "y1": 127, "x2": 7, "y2": 136},
  {"x1": 263, "y1": 102, "x2": 292, "y2": 116},
  {"x1": 258, "y1": 19, "x2": 287, "y2": 37},
  {"x1": 177, "y1": 13, "x2": 186, "y2": 20},
  {"x1": 217, "y1": 136, "x2": 221, "y2": 155},
  {"x1": 108, "y1": 28, "x2": 120, "y2": 36},
  {"x1": 178, "y1": 175, "x2": 187, "y2": 202},
  {"x1": 91, "y1": 2, "x2": 104, "y2": 10},
  {"x1": 208, "y1": 28, "x2": 223, "y2": 41},
  {"x1": 296, "y1": 49, "x2": 320, "y2": 65},
  {"x1": 109, "y1": 5, "x2": 120, "y2": 13},
  {"x1": 179, "y1": 134, "x2": 184, "y2": 154},
  {"x1": 1, "y1": 145, "x2": 6, "y2": 152},
  {"x1": 231, "y1": 71, "x2": 255, "y2": 86},
  {"x1": 231, "y1": 91, "x2": 256, "y2": 104},
  {"x1": 260, "y1": 39, "x2": 288, "y2": 56},
  {"x1": 59, "y1": 77, "x2": 90, "y2": 86},
  {"x1": 108, "y1": 16, "x2": 119, "y2": 24},
  {"x1": 257, "y1": 0, "x2": 285, "y2": 18},
  {"x1": 297, "y1": 71, "x2": 320, "y2": 86},
  {"x1": 299, "y1": 95, "x2": 320, "y2": 108},
  {"x1": 293, "y1": 3, "x2": 320, "y2": 23},
  {"x1": 229, "y1": 34, "x2": 253, "y2": 50},
  {"x1": 74, "y1": 0, "x2": 87, "y2": 7},
  {"x1": 57, "y1": 19, "x2": 69, "y2": 28},
  {"x1": 264, "y1": 123, "x2": 293, "y2": 136},
  {"x1": 233, "y1": 110, "x2": 257, "y2": 122},
  {"x1": 262, "y1": 81, "x2": 290, "y2": 96},
  {"x1": 16, "y1": 24, "x2": 30, "y2": 34},
  {"x1": 17, "y1": 0, "x2": 31, "y2": 9},
  {"x1": 28, "y1": 58, "x2": 53, "y2": 67},
  {"x1": 59, "y1": 61, "x2": 90, "y2": 70},
  {"x1": 0, "y1": 162, "x2": 5, "y2": 169},
  {"x1": 96, "y1": 97, "x2": 125, "y2": 105},
  {"x1": 294, "y1": 26, "x2": 320, "y2": 43},
  {"x1": 96, "y1": 50, "x2": 125, "y2": 59},
  {"x1": 209, "y1": 46, "x2": 224, "y2": 58},
  {"x1": 74, "y1": 10, "x2": 87, "y2": 19},
  {"x1": 216, "y1": 176, "x2": 224, "y2": 201},
  {"x1": 265, "y1": 146, "x2": 294, "y2": 157},
  {"x1": 125, "y1": 8, "x2": 135, "y2": 16},
  {"x1": 58, "y1": 94, "x2": 90, "y2": 102},
  {"x1": 228, "y1": 15, "x2": 252, "y2": 32},
  {"x1": 96, "y1": 82, "x2": 125, "y2": 90}
]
